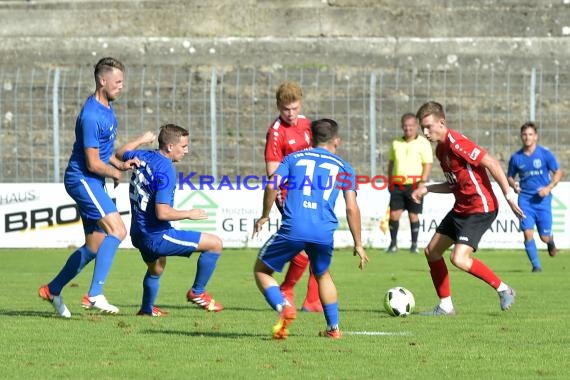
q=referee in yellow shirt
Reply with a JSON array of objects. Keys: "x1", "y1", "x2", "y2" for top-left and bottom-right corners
[{"x1": 386, "y1": 113, "x2": 433, "y2": 253}]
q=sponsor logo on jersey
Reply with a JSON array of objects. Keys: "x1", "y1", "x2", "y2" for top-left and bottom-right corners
[{"x1": 469, "y1": 148, "x2": 481, "y2": 161}]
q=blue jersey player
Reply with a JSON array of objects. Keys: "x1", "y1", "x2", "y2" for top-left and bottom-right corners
[
  {"x1": 507, "y1": 122, "x2": 562, "y2": 272},
  {"x1": 39, "y1": 57, "x2": 148, "y2": 318},
  {"x1": 253, "y1": 118, "x2": 369, "y2": 339},
  {"x1": 116, "y1": 124, "x2": 224, "y2": 316}
]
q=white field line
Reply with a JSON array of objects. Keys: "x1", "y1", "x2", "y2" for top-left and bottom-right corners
[{"x1": 344, "y1": 331, "x2": 412, "y2": 336}]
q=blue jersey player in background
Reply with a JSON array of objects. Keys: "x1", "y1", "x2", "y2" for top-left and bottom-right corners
[
  {"x1": 39, "y1": 57, "x2": 150, "y2": 317},
  {"x1": 116, "y1": 123, "x2": 224, "y2": 316},
  {"x1": 253, "y1": 118, "x2": 369, "y2": 339},
  {"x1": 507, "y1": 122, "x2": 562, "y2": 272}
]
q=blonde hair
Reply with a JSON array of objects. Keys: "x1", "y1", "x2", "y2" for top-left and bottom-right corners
[{"x1": 275, "y1": 81, "x2": 303, "y2": 108}]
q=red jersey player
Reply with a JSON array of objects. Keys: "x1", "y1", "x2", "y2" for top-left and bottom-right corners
[
  {"x1": 263, "y1": 81, "x2": 322, "y2": 313},
  {"x1": 411, "y1": 101, "x2": 525, "y2": 316}
]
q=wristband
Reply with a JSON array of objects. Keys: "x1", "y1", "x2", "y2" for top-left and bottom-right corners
[{"x1": 505, "y1": 189, "x2": 517, "y2": 201}]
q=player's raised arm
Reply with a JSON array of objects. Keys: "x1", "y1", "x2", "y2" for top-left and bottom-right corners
[{"x1": 115, "y1": 131, "x2": 157, "y2": 161}]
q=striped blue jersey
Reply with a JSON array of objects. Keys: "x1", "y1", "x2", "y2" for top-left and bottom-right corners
[{"x1": 123, "y1": 150, "x2": 175, "y2": 236}]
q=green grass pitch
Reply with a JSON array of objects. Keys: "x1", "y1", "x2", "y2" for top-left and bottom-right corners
[{"x1": 1, "y1": 248, "x2": 568, "y2": 379}]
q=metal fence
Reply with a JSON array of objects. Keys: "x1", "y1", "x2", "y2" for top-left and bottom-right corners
[{"x1": 1, "y1": 65, "x2": 568, "y2": 183}]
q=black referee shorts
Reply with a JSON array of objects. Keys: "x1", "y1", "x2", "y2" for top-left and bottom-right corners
[{"x1": 389, "y1": 184, "x2": 423, "y2": 214}]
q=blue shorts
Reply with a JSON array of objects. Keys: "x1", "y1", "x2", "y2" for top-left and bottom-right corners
[
  {"x1": 131, "y1": 228, "x2": 202, "y2": 263},
  {"x1": 64, "y1": 176, "x2": 118, "y2": 234},
  {"x1": 519, "y1": 196, "x2": 553, "y2": 236},
  {"x1": 258, "y1": 233, "x2": 333, "y2": 276}
]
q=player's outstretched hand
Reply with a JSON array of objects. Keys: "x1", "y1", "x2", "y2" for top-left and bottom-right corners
[
  {"x1": 187, "y1": 209, "x2": 208, "y2": 220},
  {"x1": 507, "y1": 199, "x2": 526, "y2": 220},
  {"x1": 353, "y1": 246, "x2": 369, "y2": 270},
  {"x1": 252, "y1": 217, "x2": 269, "y2": 238}
]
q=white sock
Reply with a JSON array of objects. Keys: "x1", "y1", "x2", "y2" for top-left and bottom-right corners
[
  {"x1": 439, "y1": 297, "x2": 454, "y2": 312},
  {"x1": 496, "y1": 282, "x2": 508, "y2": 292}
]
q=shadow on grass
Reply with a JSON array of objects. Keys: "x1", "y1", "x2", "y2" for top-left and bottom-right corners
[
  {"x1": 0, "y1": 309, "x2": 63, "y2": 318},
  {"x1": 496, "y1": 269, "x2": 532, "y2": 273},
  {"x1": 141, "y1": 328, "x2": 269, "y2": 339},
  {"x1": 128, "y1": 304, "x2": 269, "y2": 313}
]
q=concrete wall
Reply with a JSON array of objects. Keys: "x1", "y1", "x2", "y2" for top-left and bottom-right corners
[{"x1": 1, "y1": 0, "x2": 569, "y2": 70}]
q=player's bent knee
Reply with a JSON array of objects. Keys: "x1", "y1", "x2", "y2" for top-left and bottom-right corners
[
  {"x1": 253, "y1": 259, "x2": 272, "y2": 275},
  {"x1": 107, "y1": 227, "x2": 127, "y2": 241},
  {"x1": 539, "y1": 235, "x2": 551, "y2": 244},
  {"x1": 200, "y1": 233, "x2": 223, "y2": 253},
  {"x1": 449, "y1": 254, "x2": 469, "y2": 271},
  {"x1": 147, "y1": 258, "x2": 166, "y2": 275},
  {"x1": 100, "y1": 219, "x2": 127, "y2": 240},
  {"x1": 149, "y1": 266, "x2": 164, "y2": 276},
  {"x1": 115, "y1": 227, "x2": 127, "y2": 241},
  {"x1": 210, "y1": 235, "x2": 223, "y2": 252}
]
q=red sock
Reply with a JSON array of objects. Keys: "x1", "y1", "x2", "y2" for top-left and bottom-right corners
[
  {"x1": 280, "y1": 253, "x2": 309, "y2": 291},
  {"x1": 303, "y1": 267, "x2": 320, "y2": 304},
  {"x1": 428, "y1": 258, "x2": 451, "y2": 298},
  {"x1": 468, "y1": 259, "x2": 501, "y2": 289}
]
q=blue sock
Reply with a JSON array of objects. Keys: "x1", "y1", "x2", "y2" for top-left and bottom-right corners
[
  {"x1": 264, "y1": 285, "x2": 285, "y2": 311},
  {"x1": 524, "y1": 239, "x2": 541, "y2": 269},
  {"x1": 89, "y1": 235, "x2": 121, "y2": 297},
  {"x1": 49, "y1": 246, "x2": 96, "y2": 295},
  {"x1": 191, "y1": 252, "x2": 220, "y2": 294},
  {"x1": 323, "y1": 302, "x2": 339, "y2": 329},
  {"x1": 141, "y1": 271, "x2": 161, "y2": 314}
]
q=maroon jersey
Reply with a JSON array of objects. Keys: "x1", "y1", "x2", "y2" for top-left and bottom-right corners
[
  {"x1": 264, "y1": 115, "x2": 312, "y2": 209},
  {"x1": 436, "y1": 129, "x2": 498, "y2": 215}
]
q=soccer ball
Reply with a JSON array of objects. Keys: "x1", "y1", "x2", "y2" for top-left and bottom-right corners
[{"x1": 384, "y1": 287, "x2": 415, "y2": 317}]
